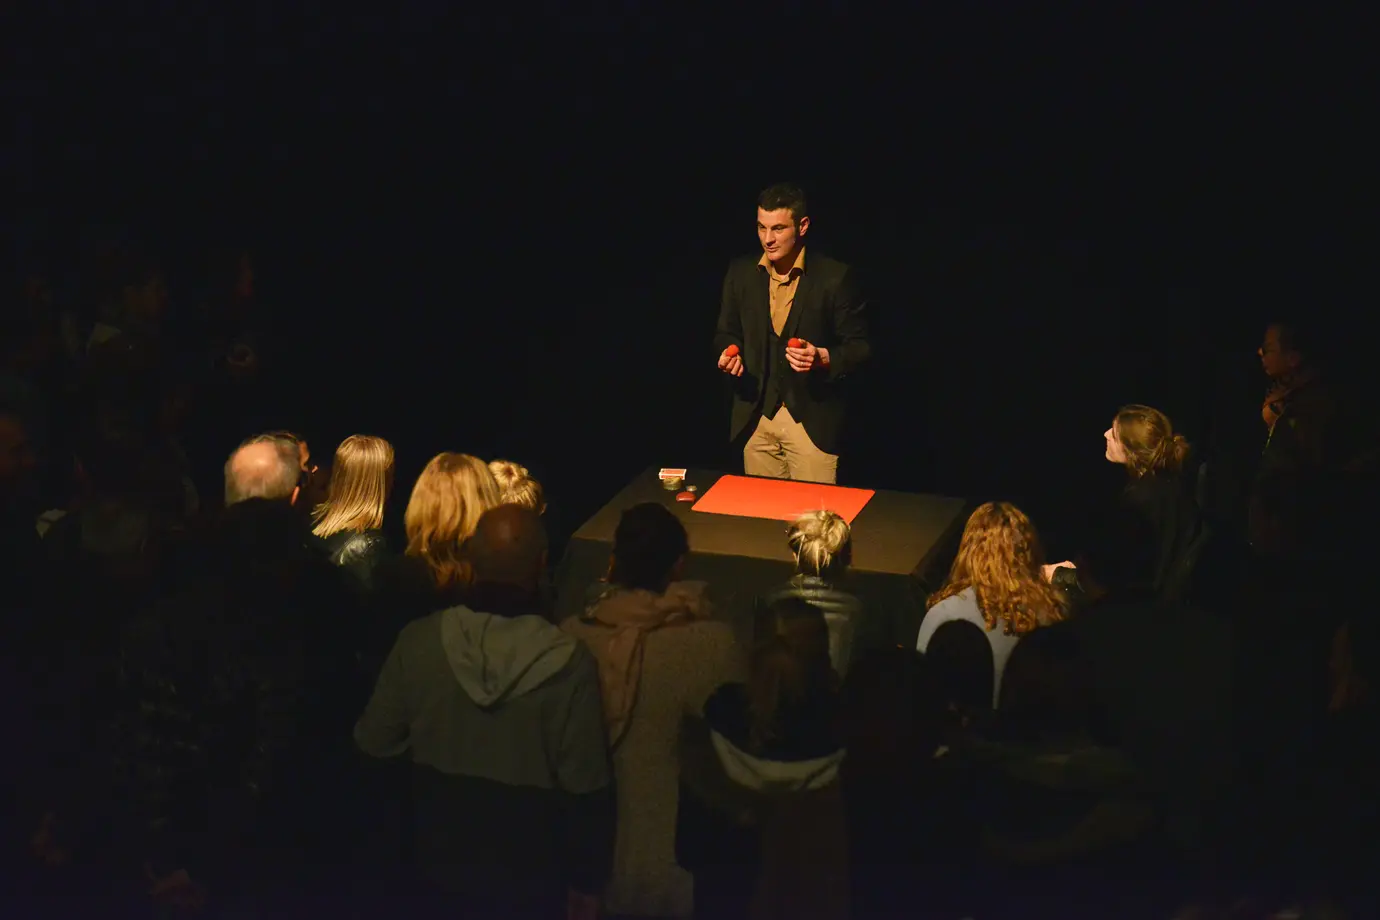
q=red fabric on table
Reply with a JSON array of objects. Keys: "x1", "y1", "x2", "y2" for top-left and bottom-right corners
[{"x1": 690, "y1": 475, "x2": 876, "y2": 525}]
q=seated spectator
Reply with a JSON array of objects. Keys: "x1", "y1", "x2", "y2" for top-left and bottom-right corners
[
  {"x1": 958, "y1": 626, "x2": 1155, "y2": 916},
  {"x1": 312, "y1": 434, "x2": 395, "y2": 594},
  {"x1": 110, "y1": 437, "x2": 362, "y2": 915},
  {"x1": 1055, "y1": 505, "x2": 1234, "y2": 882},
  {"x1": 489, "y1": 458, "x2": 546, "y2": 513},
  {"x1": 839, "y1": 647, "x2": 961, "y2": 918},
  {"x1": 1101, "y1": 403, "x2": 1205, "y2": 598},
  {"x1": 760, "y1": 510, "x2": 861, "y2": 678},
  {"x1": 355, "y1": 505, "x2": 614, "y2": 920},
  {"x1": 374, "y1": 452, "x2": 502, "y2": 628},
  {"x1": 562, "y1": 501, "x2": 743, "y2": 919},
  {"x1": 918, "y1": 501, "x2": 1068, "y2": 707},
  {"x1": 679, "y1": 596, "x2": 848, "y2": 920},
  {"x1": 927, "y1": 618, "x2": 999, "y2": 740}
]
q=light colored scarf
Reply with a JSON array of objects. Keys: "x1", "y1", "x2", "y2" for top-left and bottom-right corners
[{"x1": 581, "y1": 581, "x2": 712, "y2": 746}]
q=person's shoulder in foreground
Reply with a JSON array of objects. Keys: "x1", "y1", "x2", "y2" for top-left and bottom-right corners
[{"x1": 918, "y1": 587, "x2": 981, "y2": 644}]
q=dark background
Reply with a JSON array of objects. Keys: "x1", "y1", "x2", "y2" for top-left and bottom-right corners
[{"x1": 6, "y1": 5, "x2": 1372, "y2": 556}]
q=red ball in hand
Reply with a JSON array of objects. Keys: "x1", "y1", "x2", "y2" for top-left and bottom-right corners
[
  {"x1": 725, "y1": 344, "x2": 739, "y2": 358},
  {"x1": 787, "y1": 337, "x2": 804, "y2": 349}
]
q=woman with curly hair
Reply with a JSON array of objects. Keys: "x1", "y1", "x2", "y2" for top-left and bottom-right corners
[{"x1": 917, "y1": 502, "x2": 1067, "y2": 707}]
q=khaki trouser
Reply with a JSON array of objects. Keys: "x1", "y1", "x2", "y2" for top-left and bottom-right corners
[{"x1": 744, "y1": 405, "x2": 839, "y2": 484}]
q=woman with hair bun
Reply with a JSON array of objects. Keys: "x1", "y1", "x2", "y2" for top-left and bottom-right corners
[
  {"x1": 1099, "y1": 404, "x2": 1204, "y2": 599},
  {"x1": 760, "y1": 510, "x2": 862, "y2": 678}
]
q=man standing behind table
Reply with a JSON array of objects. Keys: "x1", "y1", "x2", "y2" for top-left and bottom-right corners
[{"x1": 714, "y1": 183, "x2": 871, "y2": 484}]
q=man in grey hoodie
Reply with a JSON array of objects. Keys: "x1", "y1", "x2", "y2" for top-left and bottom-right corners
[{"x1": 355, "y1": 505, "x2": 613, "y2": 919}]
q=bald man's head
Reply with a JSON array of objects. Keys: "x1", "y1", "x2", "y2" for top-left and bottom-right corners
[
  {"x1": 465, "y1": 504, "x2": 548, "y2": 590},
  {"x1": 224, "y1": 438, "x2": 300, "y2": 507}
]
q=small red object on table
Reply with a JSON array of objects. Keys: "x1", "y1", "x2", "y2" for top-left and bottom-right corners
[{"x1": 691, "y1": 475, "x2": 875, "y2": 525}]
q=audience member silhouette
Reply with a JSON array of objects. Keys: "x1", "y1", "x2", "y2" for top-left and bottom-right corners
[
  {"x1": 562, "y1": 501, "x2": 743, "y2": 918},
  {"x1": 110, "y1": 436, "x2": 361, "y2": 915},
  {"x1": 760, "y1": 510, "x2": 862, "y2": 678},
  {"x1": 838, "y1": 647, "x2": 956, "y2": 919},
  {"x1": 1058, "y1": 505, "x2": 1235, "y2": 885},
  {"x1": 1250, "y1": 320, "x2": 1338, "y2": 561},
  {"x1": 374, "y1": 452, "x2": 503, "y2": 627},
  {"x1": 679, "y1": 596, "x2": 848, "y2": 920},
  {"x1": 355, "y1": 504, "x2": 613, "y2": 920},
  {"x1": 961, "y1": 624, "x2": 1156, "y2": 918}
]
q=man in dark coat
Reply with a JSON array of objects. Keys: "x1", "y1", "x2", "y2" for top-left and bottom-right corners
[{"x1": 111, "y1": 437, "x2": 363, "y2": 913}]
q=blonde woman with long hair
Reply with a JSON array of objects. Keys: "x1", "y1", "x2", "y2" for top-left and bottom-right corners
[
  {"x1": 761, "y1": 509, "x2": 861, "y2": 678},
  {"x1": 312, "y1": 435, "x2": 395, "y2": 592},
  {"x1": 917, "y1": 502, "x2": 1067, "y2": 706},
  {"x1": 402, "y1": 452, "x2": 502, "y2": 600}
]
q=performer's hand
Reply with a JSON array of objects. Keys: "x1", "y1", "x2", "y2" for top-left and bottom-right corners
[
  {"x1": 717, "y1": 348, "x2": 744, "y2": 377},
  {"x1": 786, "y1": 340, "x2": 820, "y2": 372}
]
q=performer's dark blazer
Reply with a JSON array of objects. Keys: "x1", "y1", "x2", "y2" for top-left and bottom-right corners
[{"x1": 713, "y1": 251, "x2": 870, "y2": 455}]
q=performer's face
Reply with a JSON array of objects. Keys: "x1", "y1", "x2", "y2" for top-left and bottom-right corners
[
  {"x1": 757, "y1": 207, "x2": 808, "y2": 262},
  {"x1": 1104, "y1": 421, "x2": 1128, "y2": 465}
]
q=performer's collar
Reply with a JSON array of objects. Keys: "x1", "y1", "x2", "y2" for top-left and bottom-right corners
[{"x1": 759, "y1": 245, "x2": 806, "y2": 279}]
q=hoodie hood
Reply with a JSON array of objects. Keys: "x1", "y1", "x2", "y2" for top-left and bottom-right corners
[{"x1": 440, "y1": 604, "x2": 577, "y2": 708}]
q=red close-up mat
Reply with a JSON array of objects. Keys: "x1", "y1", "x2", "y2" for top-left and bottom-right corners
[{"x1": 691, "y1": 475, "x2": 876, "y2": 525}]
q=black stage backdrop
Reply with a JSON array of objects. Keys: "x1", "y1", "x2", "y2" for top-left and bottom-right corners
[{"x1": 8, "y1": 9, "x2": 1372, "y2": 560}]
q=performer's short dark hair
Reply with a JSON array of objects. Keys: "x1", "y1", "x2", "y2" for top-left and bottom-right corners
[
  {"x1": 757, "y1": 183, "x2": 808, "y2": 222},
  {"x1": 611, "y1": 502, "x2": 690, "y2": 592}
]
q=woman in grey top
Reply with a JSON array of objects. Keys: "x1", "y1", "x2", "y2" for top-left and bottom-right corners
[{"x1": 917, "y1": 501, "x2": 1069, "y2": 706}]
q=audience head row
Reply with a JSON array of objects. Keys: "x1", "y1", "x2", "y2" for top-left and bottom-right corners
[{"x1": 221, "y1": 435, "x2": 547, "y2": 585}]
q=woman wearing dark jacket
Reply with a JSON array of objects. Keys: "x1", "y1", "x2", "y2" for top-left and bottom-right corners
[
  {"x1": 311, "y1": 435, "x2": 395, "y2": 595},
  {"x1": 1096, "y1": 404, "x2": 1205, "y2": 600}
]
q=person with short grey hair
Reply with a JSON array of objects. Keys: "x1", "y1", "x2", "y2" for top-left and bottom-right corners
[{"x1": 223, "y1": 437, "x2": 300, "y2": 507}]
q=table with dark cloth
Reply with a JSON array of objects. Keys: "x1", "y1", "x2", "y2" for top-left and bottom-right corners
[{"x1": 553, "y1": 468, "x2": 969, "y2": 661}]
